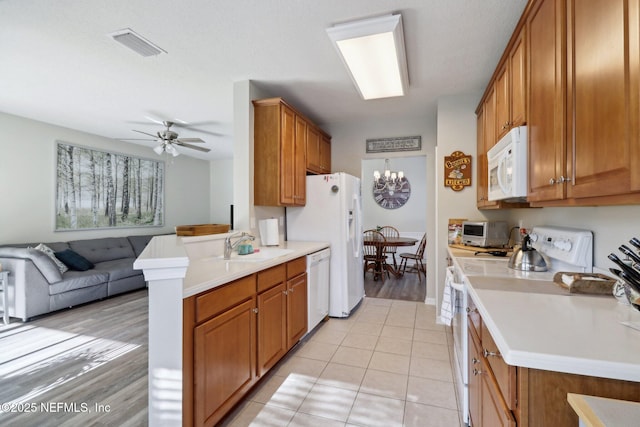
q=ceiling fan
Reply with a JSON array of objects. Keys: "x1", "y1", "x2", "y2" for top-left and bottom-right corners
[{"x1": 126, "y1": 120, "x2": 211, "y2": 156}]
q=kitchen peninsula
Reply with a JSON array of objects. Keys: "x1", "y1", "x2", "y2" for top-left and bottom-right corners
[
  {"x1": 134, "y1": 233, "x2": 329, "y2": 426},
  {"x1": 448, "y1": 247, "x2": 640, "y2": 426}
]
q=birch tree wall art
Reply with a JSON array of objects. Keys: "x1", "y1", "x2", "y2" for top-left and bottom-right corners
[{"x1": 55, "y1": 141, "x2": 164, "y2": 231}]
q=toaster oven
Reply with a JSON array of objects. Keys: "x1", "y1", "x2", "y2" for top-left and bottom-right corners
[{"x1": 461, "y1": 221, "x2": 509, "y2": 247}]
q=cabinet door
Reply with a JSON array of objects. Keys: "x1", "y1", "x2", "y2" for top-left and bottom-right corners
[
  {"x1": 468, "y1": 329, "x2": 482, "y2": 427},
  {"x1": 481, "y1": 358, "x2": 516, "y2": 427},
  {"x1": 280, "y1": 105, "x2": 296, "y2": 205},
  {"x1": 287, "y1": 273, "x2": 308, "y2": 349},
  {"x1": 194, "y1": 297, "x2": 257, "y2": 427},
  {"x1": 320, "y1": 134, "x2": 331, "y2": 173},
  {"x1": 294, "y1": 115, "x2": 307, "y2": 205},
  {"x1": 495, "y1": 64, "x2": 510, "y2": 140},
  {"x1": 527, "y1": 0, "x2": 566, "y2": 202},
  {"x1": 510, "y1": 29, "x2": 526, "y2": 127},
  {"x1": 476, "y1": 108, "x2": 489, "y2": 207},
  {"x1": 257, "y1": 283, "x2": 287, "y2": 376},
  {"x1": 306, "y1": 125, "x2": 321, "y2": 172},
  {"x1": 566, "y1": 0, "x2": 640, "y2": 198}
]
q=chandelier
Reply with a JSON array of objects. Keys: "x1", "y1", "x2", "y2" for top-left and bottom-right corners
[{"x1": 373, "y1": 158, "x2": 406, "y2": 191}]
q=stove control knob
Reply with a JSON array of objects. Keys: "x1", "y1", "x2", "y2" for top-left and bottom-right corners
[
  {"x1": 529, "y1": 233, "x2": 539, "y2": 243},
  {"x1": 554, "y1": 239, "x2": 572, "y2": 251}
]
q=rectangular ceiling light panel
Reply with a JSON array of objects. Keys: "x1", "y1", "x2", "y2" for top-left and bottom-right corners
[
  {"x1": 108, "y1": 28, "x2": 167, "y2": 57},
  {"x1": 327, "y1": 14, "x2": 409, "y2": 100}
]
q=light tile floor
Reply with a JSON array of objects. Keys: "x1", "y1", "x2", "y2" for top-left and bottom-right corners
[{"x1": 221, "y1": 297, "x2": 464, "y2": 427}]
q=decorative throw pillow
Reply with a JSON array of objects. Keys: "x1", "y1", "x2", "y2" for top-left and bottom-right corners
[
  {"x1": 35, "y1": 243, "x2": 69, "y2": 274},
  {"x1": 54, "y1": 249, "x2": 94, "y2": 271}
]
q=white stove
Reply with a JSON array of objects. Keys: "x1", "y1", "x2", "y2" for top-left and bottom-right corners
[
  {"x1": 457, "y1": 225, "x2": 593, "y2": 279},
  {"x1": 447, "y1": 226, "x2": 593, "y2": 426}
]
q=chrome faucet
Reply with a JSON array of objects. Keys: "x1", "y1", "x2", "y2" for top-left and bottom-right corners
[{"x1": 224, "y1": 232, "x2": 256, "y2": 260}]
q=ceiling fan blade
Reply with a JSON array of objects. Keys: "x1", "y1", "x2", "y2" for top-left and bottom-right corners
[
  {"x1": 119, "y1": 138, "x2": 157, "y2": 141},
  {"x1": 175, "y1": 142, "x2": 211, "y2": 152},
  {"x1": 176, "y1": 137, "x2": 205, "y2": 143},
  {"x1": 132, "y1": 129, "x2": 159, "y2": 138},
  {"x1": 172, "y1": 119, "x2": 220, "y2": 127}
]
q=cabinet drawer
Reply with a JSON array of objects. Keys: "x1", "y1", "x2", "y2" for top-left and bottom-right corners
[
  {"x1": 481, "y1": 321, "x2": 517, "y2": 410},
  {"x1": 195, "y1": 275, "x2": 256, "y2": 323},
  {"x1": 287, "y1": 256, "x2": 306, "y2": 279},
  {"x1": 257, "y1": 264, "x2": 286, "y2": 293}
]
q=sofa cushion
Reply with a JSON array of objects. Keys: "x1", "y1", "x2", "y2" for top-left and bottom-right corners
[
  {"x1": 69, "y1": 237, "x2": 135, "y2": 264},
  {"x1": 35, "y1": 243, "x2": 69, "y2": 274},
  {"x1": 94, "y1": 258, "x2": 140, "y2": 281},
  {"x1": 127, "y1": 235, "x2": 155, "y2": 257},
  {"x1": 49, "y1": 270, "x2": 109, "y2": 295},
  {"x1": 55, "y1": 249, "x2": 95, "y2": 271},
  {"x1": 0, "y1": 247, "x2": 62, "y2": 283}
]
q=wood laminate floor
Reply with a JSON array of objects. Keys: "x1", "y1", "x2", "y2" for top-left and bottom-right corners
[
  {"x1": 363, "y1": 263, "x2": 426, "y2": 302},
  {"x1": 0, "y1": 289, "x2": 149, "y2": 427}
]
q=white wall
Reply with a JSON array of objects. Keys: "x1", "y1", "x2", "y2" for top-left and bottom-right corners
[
  {"x1": 435, "y1": 93, "x2": 484, "y2": 311},
  {"x1": 327, "y1": 117, "x2": 437, "y2": 302},
  {"x1": 0, "y1": 112, "x2": 211, "y2": 244},
  {"x1": 210, "y1": 159, "x2": 233, "y2": 225}
]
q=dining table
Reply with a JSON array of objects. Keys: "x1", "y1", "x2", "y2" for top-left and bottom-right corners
[{"x1": 363, "y1": 235, "x2": 418, "y2": 278}]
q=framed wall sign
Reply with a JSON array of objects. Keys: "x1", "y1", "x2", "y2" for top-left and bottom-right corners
[
  {"x1": 444, "y1": 151, "x2": 472, "y2": 191},
  {"x1": 366, "y1": 135, "x2": 421, "y2": 153}
]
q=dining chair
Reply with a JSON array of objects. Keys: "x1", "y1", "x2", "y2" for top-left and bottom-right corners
[
  {"x1": 363, "y1": 229, "x2": 389, "y2": 281},
  {"x1": 378, "y1": 226, "x2": 400, "y2": 268},
  {"x1": 399, "y1": 233, "x2": 427, "y2": 280}
]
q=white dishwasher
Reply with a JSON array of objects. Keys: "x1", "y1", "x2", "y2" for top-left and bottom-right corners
[{"x1": 306, "y1": 248, "x2": 331, "y2": 334}]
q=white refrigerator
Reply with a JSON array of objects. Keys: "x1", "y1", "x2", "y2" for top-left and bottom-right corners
[{"x1": 286, "y1": 173, "x2": 364, "y2": 317}]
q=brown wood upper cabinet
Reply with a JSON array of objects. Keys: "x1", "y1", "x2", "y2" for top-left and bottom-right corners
[
  {"x1": 254, "y1": 97, "x2": 332, "y2": 207},
  {"x1": 495, "y1": 28, "x2": 526, "y2": 140},
  {"x1": 527, "y1": 0, "x2": 640, "y2": 206},
  {"x1": 253, "y1": 98, "x2": 306, "y2": 206},
  {"x1": 306, "y1": 125, "x2": 332, "y2": 174}
]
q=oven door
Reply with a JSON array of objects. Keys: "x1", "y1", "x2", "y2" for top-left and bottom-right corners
[{"x1": 446, "y1": 266, "x2": 469, "y2": 424}]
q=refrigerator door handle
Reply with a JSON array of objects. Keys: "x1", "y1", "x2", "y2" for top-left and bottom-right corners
[{"x1": 352, "y1": 193, "x2": 361, "y2": 258}]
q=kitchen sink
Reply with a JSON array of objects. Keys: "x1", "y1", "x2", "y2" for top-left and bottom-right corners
[{"x1": 216, "y1": 247, "x2": 295, "y2": 262}]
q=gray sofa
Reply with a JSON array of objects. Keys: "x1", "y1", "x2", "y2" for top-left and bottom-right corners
[{"x1": 0, "y1": 235, "x2": 156, "y2": 321}]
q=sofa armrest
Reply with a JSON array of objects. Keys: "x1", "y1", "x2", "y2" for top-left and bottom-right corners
[
  {"x1": 0, "y1": 247, "x2": 62, "y2": 283},
  {"x1": 0, "y1": 256, "x2": 52, "y2": 321}
]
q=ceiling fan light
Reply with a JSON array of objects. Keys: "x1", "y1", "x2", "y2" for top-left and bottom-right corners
[
  {"x1": 153, "y1": 144, "x2": 164, "y2": 155},
  {"x1": 166, "y1": 144, "x2": 179, "y2": 157}
]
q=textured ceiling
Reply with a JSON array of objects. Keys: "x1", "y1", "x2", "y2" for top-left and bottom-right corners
[{"x1": 0, "y1": 0, "x2": 528, "y2": 160}]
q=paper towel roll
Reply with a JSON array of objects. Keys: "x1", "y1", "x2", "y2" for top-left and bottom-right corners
[{"x1": 259, "y1": 219, "x2": 279, "y2": 246}]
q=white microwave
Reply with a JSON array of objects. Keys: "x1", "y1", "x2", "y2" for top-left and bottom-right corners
[{"x1": 487, "y1": 126, "x2": 528, "y2": 201}]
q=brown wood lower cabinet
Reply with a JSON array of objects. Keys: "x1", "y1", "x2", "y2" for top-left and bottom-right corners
[
  {"x1": 184, "y1": 256, "x2": 309, "y2": 427},
  {"x1": 194, "y1": 297, "x2": 257, "y2": 426},
  {"x1": 468, "y1": 294, "x2": 640, "y2": 427}
]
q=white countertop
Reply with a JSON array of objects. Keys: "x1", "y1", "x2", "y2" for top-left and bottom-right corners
[
  {"x1": 135, "y1": 234, "x2": 329, "y2": 298},
  {"x1": 448, "y1": 247, "x2": 640, "y2": 382}
]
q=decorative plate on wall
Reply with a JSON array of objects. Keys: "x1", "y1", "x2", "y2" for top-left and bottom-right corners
[{"x1": 372, "y1": 177, "x2": 411, "y2": 209}]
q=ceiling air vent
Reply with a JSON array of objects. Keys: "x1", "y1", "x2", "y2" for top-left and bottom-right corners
[{"x1": 108, "y1": 28, "x2": 166, "y2": 57}]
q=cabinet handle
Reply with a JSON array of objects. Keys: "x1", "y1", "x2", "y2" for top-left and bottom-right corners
[
  {"x1": 472, "y1": 357, "x2": 480, "y2": 364},
  {"x1": 252, "y1": 308, "x2": 258, "y2": 314},
  {"x1": 466, "y1": 307, "x2": 478, "y2": 314},
  {"x1": 558, "y1": 175, "x2": 572, "y2": 184},
  {"x1": 289, "y1": 288, "x2": 294, "y2": 293},
  {"x1": 483, "y1": 348, "x2": 500, "y2": 358},
  {"x1": 283, "y1": 290, "x2": 288, "y2": 295},
  {"x1": 549, "y1": 177, "x2": 556, "y2": 185},
  {"x1": 473, "y1": 368, "x2": 484, "y2": 376}
]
